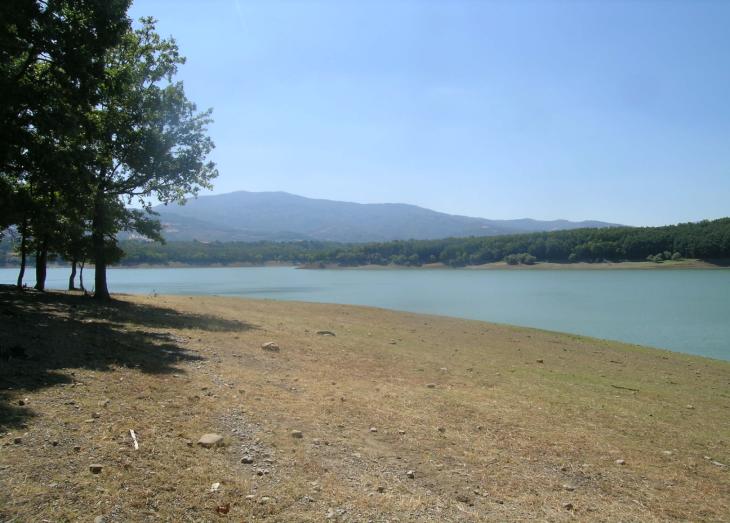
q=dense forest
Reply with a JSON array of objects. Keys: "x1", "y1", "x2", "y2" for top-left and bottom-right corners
[{"x1": 5, "y1": 218, "x2": 727, "y2": 269}]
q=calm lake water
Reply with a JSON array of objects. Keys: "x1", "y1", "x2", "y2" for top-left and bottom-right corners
[{"x1": 2, "y1": 266, "x2": 729, "y2": 360}]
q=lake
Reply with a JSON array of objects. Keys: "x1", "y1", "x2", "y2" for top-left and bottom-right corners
[{"x1": 2, "y1": 266, "x2": 729, "y2": 360}]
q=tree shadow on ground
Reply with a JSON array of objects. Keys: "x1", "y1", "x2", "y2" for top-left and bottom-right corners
[{"x1": 0, "y1": 285, "x2": 257, "y2": 430}]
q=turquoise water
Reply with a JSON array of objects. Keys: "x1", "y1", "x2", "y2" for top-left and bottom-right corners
[{"x1": 2, "y1": 266, "x2": 729, "y2": 360}]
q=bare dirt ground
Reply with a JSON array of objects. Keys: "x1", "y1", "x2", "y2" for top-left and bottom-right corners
[{"x1": 1, "y1": 286, "x2": 728, "y2": 522}]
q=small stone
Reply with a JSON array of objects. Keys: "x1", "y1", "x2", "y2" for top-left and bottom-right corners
[
  {"x1": 73, "y1": 445, "x2": 81, "y2": 452},
  {"x1": 91, "y1": 412, "x2": 101, "y2": 419},
  {"x1": 686, "y1": 404, "x2": 695, "y2": 410},
  {"x1": 291, "y1": 430, "x2": 303, "y2": 439},
  {"x1": 426, "y1": 383, "x2": 436, "y2": 389},
  {"x1": 562, "y1": 484, "x2": 575, "y2": 491},
  {"x1": 245, "y1": 495, "x2": 256, "y2": 501},
  {"x1": 89, "y1": 464, "x2": 103, "y2": 474},
  {"x1": 197, "y1": 433, "x2": 224, "y2": 448},
  {"x1": 563, "y1": 502, "x2": 574, "y2": 511},
  {"x1": 615, "y1": 459, "x2": 625, "y2": 465},
  {"x1": 209, "y1": 482, "x2": 220, "y2": 492},
  {"x1": 455, "y1": 494, "x2": 471, "y2": 504},
  {"x1": 241, "y1": 455, "x2": 254, "y2": 464},
  {"x1": 536, "y1": 359, "x2": 544, "y2": 364},
  {"x1": 406, "y1": 470, "x2": 415, "y2": 479},
  {"x1": 98, "y1": 399, "x2": 110, "y2": 408},
  {"x1": 94, "y1": 516, "x2": 106, "y2": 523},
  {"x1": 13, "y1": 437, "x2": 22, "y2": 445},
  {"x1": 259, "y1": 496, "x2": 271, "y2": 504},
  {"x1": 316, "y1": 330, "x2": 336, "y2": 336},
  {"x1": 662, "y1": 450, "x2": 673, "y2": 456},
  {"x1": 437, "y1": 427, "x2": 446, "y2": 433},
  {"x1": 376, "y1": 486, "x2": 385, "y2": 493},
  {"x1": 369, "y1": 427, "x2": 378, "y2": 433},
  {"x1": 17, "y1": 399, "x2": 26, "y2": 406},
  {"x1": 261, "y1": 342, "x2": 280, "y2": 352},
  {"x1": 51, "y1": 440, "x2": 59, "y2": 447},
  {"x1": 398, "y1": 430, "x2": 406, "y2": 435}
]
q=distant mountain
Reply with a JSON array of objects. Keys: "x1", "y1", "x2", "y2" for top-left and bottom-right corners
[{"x1": 150, "y1": 191, "x2": 622, "y2": 242}]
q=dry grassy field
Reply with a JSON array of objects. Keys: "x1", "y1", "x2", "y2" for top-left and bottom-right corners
[{"x1": 1, "y1": 287, "x2": 728, "y2": 521}]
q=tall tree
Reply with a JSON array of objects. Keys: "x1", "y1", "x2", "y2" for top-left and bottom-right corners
[{"x1": 85, "y1": 18, "x2": 217, "y2": 300}]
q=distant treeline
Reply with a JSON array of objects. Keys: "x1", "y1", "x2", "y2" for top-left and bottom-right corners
[{"x1": 3, "y1": 218, "x2": 728, "y2": 269}]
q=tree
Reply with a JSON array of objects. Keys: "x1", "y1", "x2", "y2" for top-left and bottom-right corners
[{"x1": 82, "y1": 18, "x2": 217, "y2": 300}]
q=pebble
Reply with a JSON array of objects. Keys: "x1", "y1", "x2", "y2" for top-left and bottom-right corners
[
  {"x1": 316, "y1": 330, "x2": 336, "y2": 336},
  {"x1": 94, "y1": 516, "x2": 106, "y2": 523},
  {"x1": 437, "y1": 427, "x2": 446, "y2": 433},
  {"x1": 406, "y1": 470, "x2": 415, "y2": 479},
  {"x1": 563, "y1": 502, "x2": 574, "y2": 511},
  {"x1": 291, "y1": 430, "x2": 303, "y2": 439},
  {"x1": 197, "y1": 433, "x2": 224, "y2": 448},
  {"x1": 398, "y1": 430, "x2": 406, "y2": 435},
  {"x1": 261, "y1": 342, "x2": 280, "y2": 352},
  {"x1": 562, "y1": 484, "x2": 575, "y2": 491},
  {"x1": 536, "y1": 359, "x2": 544, "y2": 364},
  {"x1": 91, "y1": 412, "x2": 101, "y2": 419},
  {"x1": 615, "y1": 459, "x2": 625, "y2": 465},
  {"x1": 241, "y1": 455, "x2": 254, "y2": 464},
  {"x1": 73, "y1": 445, "x2": 81, "y2": 452},
  {"x1": 13, "y1": 437, "x2": 22, "y2": 445},
  {"x1": 426, "y1": 383, "x2": 436, "y2": 389},
  {"x1": 377, "y1": 486, "x2": 385, "y2": 493},
  {"x1": 369, "y1": 427, "x2": 378, "y2": 433},
  {"x1": 17, "y1": 399, "x2": 26, "y2": 406},
  {"x1": 89, "y1": 464, "x2": 103, "y2": 474}
]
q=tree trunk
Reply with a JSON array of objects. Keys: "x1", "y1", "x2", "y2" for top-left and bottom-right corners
[
  {"x1": 34, "y1": 238, "x2": 48, "y2": 291},
  {"x1": 92, "y1": 194, "x2": 110, "y2": 300},
  {"x1": 79, "y1": 261, "x2": 85, "y2": 292},
  {"x1": 16, "y1": 222, "x2": 27, "y2": 289},
  {"x1": 68, "y1": 260, "x2": 77, "y2": 290}
]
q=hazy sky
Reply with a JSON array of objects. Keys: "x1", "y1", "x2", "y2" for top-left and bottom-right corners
[{"x1": 129, "y1": 0, "x2": 729, "y2": 226}]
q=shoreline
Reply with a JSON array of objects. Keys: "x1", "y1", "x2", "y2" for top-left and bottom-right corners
[
  {"x1": 3, "y1": 259, "x2": 726, "y2": 271},
  {"x1": 2, "y1": 288, "x2": 729, "y2": 521}
]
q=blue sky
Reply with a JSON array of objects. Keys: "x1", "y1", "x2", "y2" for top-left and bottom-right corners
[{"x1": 129, "y1": 0, "x2": 730, "y2": 226}]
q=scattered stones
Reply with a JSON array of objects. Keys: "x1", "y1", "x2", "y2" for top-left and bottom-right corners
[
  {"x1": 241, "y1": 455, "x2": 254, "y2": 464},
  {"x1": 89, "y1": 464, "x2": 103, "y2": 474},
  {"x1": 261, "y1": 342, "x2": 280, "y2": 352},
  {"x1": 406, "y1": 470, "x2": 415, "y2": 479},
  {"x1": 291, "y1": 430, "x2": 303, "y2": 439},
  {"x1": 197, "y1": 433, "x2": 224, "y2": 448},
  {"x1": 426, "y1": 383, "x2": 436, "y2": 389},
  {"x1": 615, "y1": 459, "x2": 625, "y2": 465},
  {"x1": 316, "y1": 330, "x2": 336, "y2": 336}
]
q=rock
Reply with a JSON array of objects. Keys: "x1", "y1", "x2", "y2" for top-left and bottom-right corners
[
  {"x1": 369, "y1": 427, "x2": 378, "y2": 433},
  {"x1": 261, "y1": 342, "x2": 280, "y2": 352},
  {"x1": 13, "y1": 437, "x2": 22, "y2": 445},
  {"x1": 437, "y1": 427, "x2": 446, "y2": 433},
  {"x1": 562, "y1": 484, "x2": 575, "y2": 491},
  {"x1": 291, "y1": 430, "x2": 303, "y2": 439},
  {"x1": 686, "y1": 404, "x2": 695, "y2": 410},
  {"x1": 51, "y1": 440, "x2": 59, "y2": 447},
  {"x1": 89, "y1": 464, "x2": 103, "y2": 474},
  {"x1": 197, "y1": 433, "x2": 224, "y2": 448},
  {"x1": 209, "y1": 482, "x2": 220, "y2": 492},
  {"x1": 615, "y1": 459, "x2": 625, "y2": 465},
  {"x1": 245, "y1": 495, "x2": 256, "y2": 501},
  {"x1": 439, "y1": 367, "x2": 448, "y2": 372},
  {"x1": 563, "y1": 502, "x2": 574, "y2": 511},
  {"x1": 406, "y1": 470, "x2": 415, "y2": 479},
  {"x1": 73, "y1": 445, "x2": 81, "y2": 452},
  {"x1": 241, "y1": 455, "x2": 254, "y2": 464},
  {"x1": 98, "y1": 399, "x2": 110, "y2": 408},
  {"x1": 376, "y1": 486, "x2": 385, "y2": 493},
  {"x1": 426, "y1": 383, "x2": 436, "y2": 389},
  {"x1": 312, "y1": 438, "x2": 321, "y2": 446},
  {"x1": 536, "y1": 359, "x2": 544, "y2": 364},
  {"x1": 94, "y1": 516, "x2": 106, "y2": 523},
  {"x1": 316, "y1": 330, "x2": 336, "y2": 336},
  {"x1": 17, "y1": 399, "x2": 26, "y2": 406},
  {"x1": 398, "y1": 430, "x2": 406, "y2": 435},
  {"x1": 91, "y1": 412, "x2": 101, "y2": 419},
  {"x1": 455, "y1": 494, "x2": 471, "y2": 504}
]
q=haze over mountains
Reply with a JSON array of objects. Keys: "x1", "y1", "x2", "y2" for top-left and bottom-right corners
[{"x1": 151, "y1": 191, "x2": 621, "y2": 243}]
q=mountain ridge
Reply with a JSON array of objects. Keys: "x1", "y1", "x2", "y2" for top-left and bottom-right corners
[{"x1": 151, "y1": 190, "x2": 622, "y2": 242}]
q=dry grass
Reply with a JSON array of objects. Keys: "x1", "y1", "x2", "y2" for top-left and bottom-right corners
[{"x1": 1, "y1": 286, "x2": 728, "y2": 522}]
